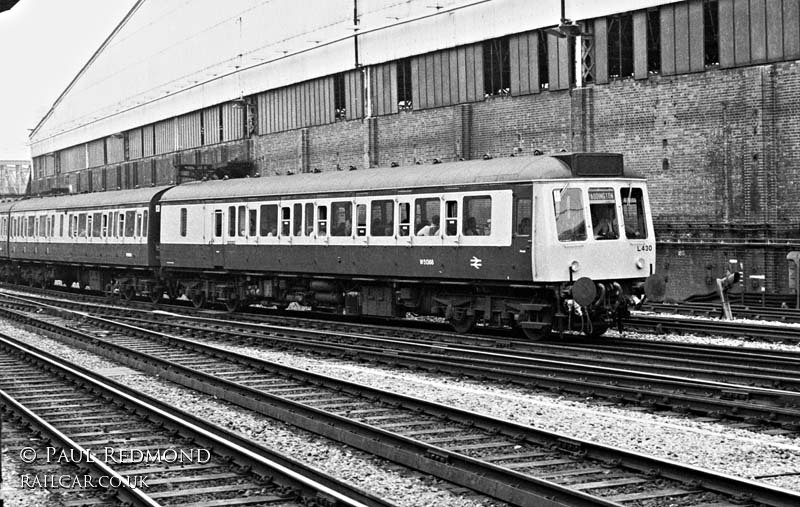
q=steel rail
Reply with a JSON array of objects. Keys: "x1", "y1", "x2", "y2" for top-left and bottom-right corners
[
  {"x1": 4, "y1": 303, "x2": 800, "y2": 506},
  {"x1": 0, "y1": 336, "x2": 387, "y2": 507}
]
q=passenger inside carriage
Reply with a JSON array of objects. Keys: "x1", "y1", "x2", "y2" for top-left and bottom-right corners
[
  {"x1": 592, "y1": 206, "x2": 618, "y2": 240},
  {"x1": 417, "y1": 215, "x2": 440, "y2": 236},
  {"x1": 517, "y1": 217, "x2": 531, "y2": 235}
]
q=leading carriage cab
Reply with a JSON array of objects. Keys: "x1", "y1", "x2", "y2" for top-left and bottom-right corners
[
  {"x1": 537, "y1": 154, "x2": 655, "y2": 286},
  {"x1": 512, "y1": 153, "x2": 657, "y2": 339}
]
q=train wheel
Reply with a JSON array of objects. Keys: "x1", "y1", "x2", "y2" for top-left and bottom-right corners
[
  {"x1": 149, "y1": 286, "x2": 163, "y2": 304},
  {"x1": 166, "y1": 282, "x2": 181, "y2": 301},
  {"x1": 586, "y1": 323, "x2": 608, "y2": 338},
  {"x1": 121, "y1": 284, "x2": 135, "y2": 301},
  {"x1": 104, "y1": 283, "x2": 117, "y2": 300},
  {"x1": 225, "y1": 294, "x2": 240, "y2": 312},
  {"x1": 517, "y1": 303, "x2": 553, "y2": 341},
  {"x1": 191, "y1": 292, "x2": 206, "y2": 309},
  {"x1": 449, "y1": 313, "x2": 475, "y2": 333}
]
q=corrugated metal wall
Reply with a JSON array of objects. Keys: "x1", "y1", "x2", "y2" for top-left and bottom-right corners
[
  {"x1": 176, "y1": 111, "x2": 202, "y2": 150},
  {"x1": 411, "y1": 44, "x2": 484, "y2": 110},
  {"x1": 258, "y1": 76, "x2": 335, "y2": 134},
  {"x1": 370, "y1": 62, "x2": 398, "y2": 116},
  {"x1": 221, "y1": 103, "x2": 244, "y2": 141},
  {"x1": 59, "y1": 145, "x2": 86, "y2": 173},
  {"x1": 87, "y1": 139, "x2": 105, "y2": 168},
  {"x1": 510, "y1": 32, "x2": 541, "y2": 96},
  {"x1": 106, "y1": 135, "x2": 125, "y2": 164},
  {"x1": 128, "y1": 128, "x2": 143, "y2": 159},
  {"x1": 719, "y1": 0, "x2": 800, "y2": 67},
  {"x1": 203, "y1": 107, "x2": 221, "y2": 145},
  {"x1": 142, "y1": 124, "x2": 155, "y2": 157},
  {"x1": 154, "y1": 118, "x2": 175, "y2": 155}
]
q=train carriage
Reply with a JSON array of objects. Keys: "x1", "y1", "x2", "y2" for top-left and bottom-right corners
[
  {"x1": 157, "y1": 153, "x2": 655, "y2": 337},
  {"x1": 0, "y1": 186, "x2": 170, "y2": 296}
]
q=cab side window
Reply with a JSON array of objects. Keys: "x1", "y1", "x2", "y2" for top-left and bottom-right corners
[
  {"x1": 553, "y1": 188, "x2": 586, "y2": 242},
  {"x1": 515, "y1": 198, "x2": 531, "y2": 236},
  {"x1": 620, "y1": 187, "x2": 648, "y2": 239}
]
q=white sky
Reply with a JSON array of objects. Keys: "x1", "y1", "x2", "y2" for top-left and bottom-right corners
[{"x1": 0, "y1": 0, "x2": 137, "y2": 160}]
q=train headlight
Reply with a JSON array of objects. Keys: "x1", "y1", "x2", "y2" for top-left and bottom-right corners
[
  {"x1": 635, "y1": 257, "x2": 645, "y2": 269},
  {"x1": 569, "y1": 260, "x2": 580, "y2": 273}
]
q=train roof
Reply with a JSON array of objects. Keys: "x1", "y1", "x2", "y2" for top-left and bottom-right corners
[
  {"x1": 2, "y1": 185, "x2": 171, "y2": 213},
  {"x1": 161, "y1": 153, "x2": 642, "y2": 203}
]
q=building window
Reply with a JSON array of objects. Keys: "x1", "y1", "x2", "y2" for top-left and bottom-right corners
[
  {"x1": 483, "y1": 36, "x2": 510, "y2": 96},
  {"x1": 704, "y1": 0, "x2": 719, "y2": 67},
  {"x1": 581, "y1": 21, "x2": 595, "y2": 84},
  {"x1": 646, "y1": 9, "x2": 661, "y2": 74},
  {"x1": 538, "y1": 31, "x2": 550, "y2": 90},
  {"x1": 608, "y1": 14, "x2": 634, "y2": 79},
  {"x1": 334, "y1": 73, "x2": 346, "y2": 120},
  {"x1": 397, "y1": 59, "x2": 412, "y2": 110}
]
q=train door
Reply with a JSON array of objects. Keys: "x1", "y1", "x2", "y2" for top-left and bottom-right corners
[
  {"x1": 210, "y1": 206, "x2": 225, "y2": 268},
  {"x1": 396, "y1": 197, "x2": 413, "y2": 247},
  {"x1": 514, "y1": 185, "x2": 533, "y2": 277}
]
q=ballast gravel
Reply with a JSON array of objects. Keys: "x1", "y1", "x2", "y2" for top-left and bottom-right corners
[
  {"x1": 0, "y1": 324, "x2": 504, "y2": 507},
  {"x1": 2, "y1": 318, "x2": 800, "y2": 503}
]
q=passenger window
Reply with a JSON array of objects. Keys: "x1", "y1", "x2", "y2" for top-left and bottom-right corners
[
  {"x1": 135, "y1": 213, "x2": 143, "y2": 238},
  {"x1": 317, "y1": 205, "x2": 328, "y2": 236},
  {"x1": 398, "y1": 203, "x2": 410, "y2": 236},
  {"x1": 445, "y1": 200, "x2": 458, "y2": 236},
  {"x1": 620, "y1": 187, "x2": 648, "y2": 239},
  {"x1": 143, "y1": 211, "x2": 148, "y2": 238},
  {"x1": 214, "y1": 209, "x2": 223, "y2": 238},
  {"x1": 59, "y1": 215, "x2": 64, "y2": 237},
  {"x1": 228, "y1": 206, "x2": 236, "y2": 237},
  {"x1": 238, "y1": 205, "x2": 246, "y2": 236},
  {"x1": 516, "y1": 198, "x2": 531, "y2": 236},
  {"x1": 78, "y1": 214, "x2": 87, "y2": 238},
  {"x1": 331, "y1": 201, "x2": 352, "y2": 236},
  {"x1": 28, "y1": 216, "x2": 35, "y2": 237},
  {"x1": 125, "y1": 211, "x2": 136, "y2": 237},
  {"x1": 589, "y1": 188, "x2": 619, "y2": 240},
  {"x1": 356, "y1": 204, "x2": 367, "y2": 236},
  {"x1": 553, "y1": 188, "x2": 587, "y2": 242},
  {"x1": 293, "y1": 203, "x2": 303, "y2": 236},
  {"x1": 93, "y1": 212, "x2": 102, "y2": 237},
  {"x1": 370, "y1": 200, "x2": 394, "y2": 237},
  {"x1": 118, "y1": 212, "x2": 125, "y2": 237},
  {"x1": 101, "y1": 213, "x2": 109, "y2": 237},
  {"x1": 259, "y1": 204, "x2": 278, "y2": 236},
  {"x1": 463, "y1": 195, "x2": 492, "y2": 236},
  {"x1": 248, "y1": 209, "x2": 257, "y2": 236},
  {"x1": 180, "y1": 208, "x2": 187, "y2": 237},
  {"x1": 305, "y1": 203, "x2": 314, "y2": 235},
  {"x1": 414, "y1": 198, "x2": 440, "y2": 236},
  {"x1": 281, "y1": 207, "x2": 291, "y2": 236}
]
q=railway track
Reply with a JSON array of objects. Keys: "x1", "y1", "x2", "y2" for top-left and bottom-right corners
[
  {"x1": 8, "y1": 282, "x2": 800, "y2": 344},
  {"x1": 2, "y1": 295, "x2": 799, "y2": 506},
  {"x1": 642, "y1": 301, "x2": 800, "y2": 324},
  {"x1": 2, "y1": 291, "x2": 798, "y2": 433},
  {"x1": 0, "y1": 336, "x2": 388, "y2": 507}
]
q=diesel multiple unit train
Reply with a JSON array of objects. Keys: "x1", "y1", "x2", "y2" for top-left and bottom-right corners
[{"x1": 0, "y1": 152, "x2": 655, "y2": 338}]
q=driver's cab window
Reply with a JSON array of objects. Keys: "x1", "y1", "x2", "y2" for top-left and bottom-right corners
[
  {"x1": 553, "y1": 188, "x2": 586, "y2": 242},
  {"x1": 620, "y1": 187, "x2": 648, "y2": 239},
  {"x1": 589, "y1": 188, "x2": 619, "y2": 240}
]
